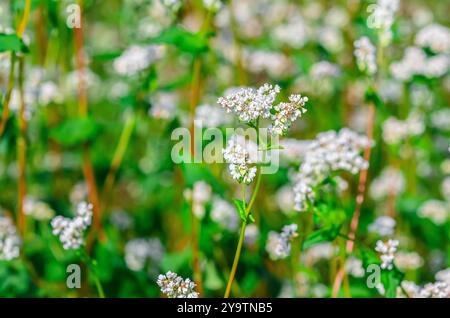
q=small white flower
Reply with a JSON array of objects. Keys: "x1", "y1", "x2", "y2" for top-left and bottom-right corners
[
  {"x1": 51, "y1": 201, "x2": 93, "y2": 250},
  {"x1": 157, "y1": 271, "x2": 199, "y2": 298},
  {"x1": 266, "y1": 224, "x2": 298, "y2": 260},
  {"x1": 0, "y1": 215, "x2": 21, "y2": 261},
  {"x1": 375, "y1": 239, "x2": 399, "y2": 270},
  {"x1": 354, "y1": 37, "x2": 377, "y2": 75}
]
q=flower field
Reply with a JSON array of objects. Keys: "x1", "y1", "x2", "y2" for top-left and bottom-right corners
[{"x1": 0, "y1": 0, "x2": 449, "y2": 298}]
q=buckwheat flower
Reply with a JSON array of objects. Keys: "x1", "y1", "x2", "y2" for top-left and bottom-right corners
[
  {"x1": 368, "y1": 0, "x2": 399, "y2": 44},
  {"x1": 157, "y1": 271, "x2": 199, "y2": 298},
  {"x1": 218, "y1": 83, "x2": 280, "y2": 122},
  {"x1": 125, "y1": 238, "x2": 164, "y2": 272},
  {"x1": 301, "y1": 243, "x2": 336, "y2": 266},
  {"x1": 244, "y1": 224, "x2": 259, "y2": 247},
  {"x1": 293, "y1": 128, "x2": 372, "y2": 211},
  {"x1": 244, "y1": 50, "x2": 294, "y2": 78},
  {"x1": 345, "y1": 257, "x2": 365, "y2": 278},
  {"x1": 275, "y1": 186, "x2": 296, "y2": 215},
  {"x1": 194, "y1": 104, "x2": 232, "y2": 128},
  {"x1": 415, "y1": 24, "x2": 450, "y2": 54},
  {"x1": 222, "y1": 137, "x2": 257, "y2": 184},
  {"x1": 382, "y1": 113, "x2": 424, "y2": 145},
  {"x1": 272, "y1": 16, "x2": 309, "y2": 49},
  {"x1": 375, "y1": 239, "x2": 399, "y2": 270},
  {"x1": 113, "y1": 45, "x2": 163, "y2": 76},
  {"x1": 436, "y1": 268, "x2": 450, "y2": 285},
  {"x1": 370, "y1": 167, "x2": 405, "y2": 200},
  {"x1": 279, "y1": 139, "x2": 310, "y2": 164},
  {"x1": 310, "y1": 61, "x2": 341, "y2": 79},
  {"x1": 185, "y1": 181, "x2": 212, "y2": 219},
  {"x1": 269, "y1": 94, "x2": 308, "y2": 136},
  {"x1": 395, "y1": 251, "x2": 423, "y2": 271},
  {"x1": 149, "y1": 92, "x2": 178, "y2": 120},
  {"x1": 51, "y1": 202, "x2": 93, "y2": 250},
  {"x1": 399, "y1": 281, "x2": 421, "y2": 298},
  {"x1": 69, "y1": 182, "x2": 88, "y2": 206},
  {"x1": 431, "y1": 109, "x2": 450, "y2": 132},
  {"x1": 0, "y1": 215, "x2": 21, "y2": 261},
  {"x1": 369, "y1": 216, "x2": 396, "y2": 237},
  {"x1": 210, "y1": 196, "x2": 239, "y2": 232},
  {"x1": 418, "y1": 200, "x2": 449, "y2": 225},
  {"x1": 266, "y1": 224, "x2": 298, "y2": 260},
  {"x1": 23, "y1": 196, "x2": 55, "y2": 221},
  {"x1": 441, "y1": 177, "x2": 450, "y2": 199},
  {"x1": 38, "y1": 81, "x2": 62, "y2": 105},
  {"x1": 418, "y1": 281, "x2": 450, "y2": 298},
  {"x1": 110, "y1": 210, "x2": 134, "y2": 231},
  {"x1": 354, "y1": 37, "x2": 377, "y2": 75}
]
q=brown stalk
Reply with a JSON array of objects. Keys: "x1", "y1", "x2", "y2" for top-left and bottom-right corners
[{"x1": 331, "y1": 102, "x2": 376, "y2": 297}]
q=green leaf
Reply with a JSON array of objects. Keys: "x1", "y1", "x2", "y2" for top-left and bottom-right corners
[
  {"x1": 151, "y1": 27, "x2": 208, "y2": 54},
  {"x1": 302, "y1": 224, "x2": 341, "y2": 249},
  {"x1": 233, "y1": 199, "x2": 246, "y2": 222},
  {"x1": 0, "y1": 33, "x2": 29, "y2": 53},
  {"x1": 204, "y1": 261, "x2": 223, "y2": 291},
  {"x1": 382, "y1": 266, "x2": 404, "y2": 298},
  {"x1": 50, "y1": 117, "x2": 101, "y2": 147}
]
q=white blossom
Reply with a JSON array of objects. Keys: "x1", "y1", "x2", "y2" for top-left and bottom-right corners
[
  {"x1": 415, "y1": 24, "x2": 450, "y2": 54},
  {"x1": 210, "y1": 196, "x2": 239, "y2": 232},
  {"x1": 354, "y1": 37, "x2": 377, "y2": 75},
  {"x1": 266, "y1": 224, "x2": 298, "y2": 260},
  {"x1": 368, "y1": 216, "x2": 396, "y2": 237},
  {"x1": 0, "y1": 215, "x2": 21, "y2": 260},
  {"x1": 369, "y1": 167, "x2": 405, "y2": 200},
  {"x1": 375, "y1": 239, "x2": 399, "y2": 270},
  {"x1": 113, "y1": 45, "x2": 163, "y2": 76},
  {"x1": 23, "y1": 196, "x2": 55, "y2": 221},
  {"x1": 157, "y1": 271, "x2": 199, "y2": 298},
  {"x1": 222, "y1": 136, "x2": 258, "y2": 184},
  {"x1": 418, "y1": 200, "x2": 449, "y2": 225},
  {"x1": 125, "y1": 238, "x2": 164, "y2": 272},
  {"x1": 51, "y1": 202, "x2": 93, "y2": 250}
]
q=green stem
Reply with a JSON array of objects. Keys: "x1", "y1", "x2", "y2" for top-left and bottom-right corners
[{"x1": 224, "y1": 169, "x2": 262, "y2": 298}]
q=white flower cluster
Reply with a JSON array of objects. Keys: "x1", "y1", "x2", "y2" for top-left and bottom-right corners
[
  {"x1": 244, "y1": 224, "x2": 259, "y2": 247},
  {"x1": 23, "y1": 196, "x2": 55, "y2": 221},
  {"x1": 244, "y1": 50, "x2": 294, "y2": 78},
  {"x1": 430, "y1": 108, "x2": 450, "y2": 132},
  {"x1": 390, "y1": 47, "x2": 450, "y2": 81},
  {"x1": 375, "y1": 239, "x2": 399, "y2": 270},
  {"x1": 157, "y1": 271, "x2": 199, "y2": 298},
  {"x1": 310, "y1": 61, "x2": 341, "y2": 79},
  {"x1": 394, "y1": 251, "x2": 423, "y2": 271},
  {"x1": 354, "y1": 37, "x2": 377, "y2": 75},
  {"x1": 266, "y1": 224, "x2": 298, "y2": 260},
  {"x1": 210, "y1": 196, "x2": 239, "y2": 232},
  {"x1": 113, "y1": 45, "x2": 163, "y2": 76},
  {"x1": 51, "y1": 202, "x2": 93, "y2": 250},
  {"x1": 402, "y1": 280, "x2": 450, "y2": 298},
  {"x1": 418, "y1": 200, "x2": 449, "y2": 225},
  {"x1": 382, "y1": 113, "x2": 425, "y2": 145},
  {"x1": 415, "y1": 24, "x2": 450, "y2": 54},
  {"x1": 270, "y1": 94, "x2": 309, "y2": 136},
  {"x1": 222, "y1": 136, "x2": 258, "y2": 184},
  {"x1": 124, "y1": 238, "x2": 164, "y2": 272},
  {"x1": 184, "y1": 181, "x2": 212, "y2": 219},
  {"x1": 368, "y1": 0, "x2": 400, "y2": 44},
  {"x1": 149, "y1": 92, "x2": 178, "y2": 120},
  {"x1": 369, "y1": 216, "x2": 396, "y2": 237},
  {"x1": 0, "y1": 216, "x2": 21, "y2": 261},
  {"x1": 218, "y1": 84, "x2": 308, "y2": 134},
  {"x1": 272, "y1": 17, "x2": 309, "y2": 49},
  {"x1": 195, "y1": 104, "x2": 232, "y2": 128},
  {"x1": 345, "y1": 257, "x2": 365, "y2": 277},
  {"x1": 275, "y1": 186, "x2": 296, "y2": 215},
  {"x1": 293, "y1": 129, "x2": 372, "y2": 211},
  {"x1": 218, "y1": 84, "x2": 280, "y2": 122},
  {"x1": 369, "y1": 167, "x2": 405, "y2": 200},
  {"x1": 301, "y1": 243, "x2": 336, "y2": 266}
]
